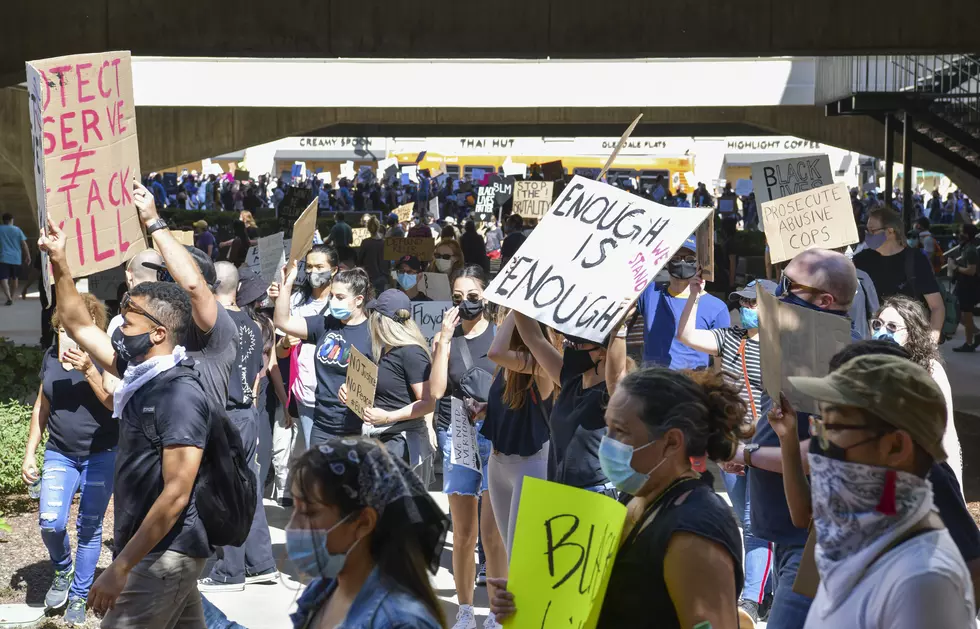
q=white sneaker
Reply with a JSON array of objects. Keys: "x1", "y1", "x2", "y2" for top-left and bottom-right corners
[
  {"x1": 452, "y1": 605, "x2": 477, "y2": 629},
  {"x1": 483, "y1": 611, "x2": 502, "y2": 629}
]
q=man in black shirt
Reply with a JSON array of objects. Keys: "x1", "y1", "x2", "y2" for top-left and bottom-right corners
[
  {"x1": 199, "y1": 264, "x2": 277, "y2": 592},
  {"x1": 853, "y1": 206, "x2": 944, "y2": 343},
  {"x1": 39, "y1": 220, "x2": 210, "y2": 626}
]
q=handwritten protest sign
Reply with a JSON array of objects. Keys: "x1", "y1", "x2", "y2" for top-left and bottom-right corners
[
  {"x1": 384, "y1": 237, "x2": 434, "y2": 261},
  {"x1": 26, "y1": 52, "x2": 146, "y2": 280},
  {"x1": 395, "y1": 202, "x2": 414, "y2": 223},
  {"x1": 475, "y1": 186, "x2": 496, "y2": 222},
  {"x1": 419, "y1": 273, "x2": 451, "y2": 301},
  {"x1": 513, "y1": 181, "x2": 554, "y2": 219},
  {"x1": 411, "y1": 301, "x2": 452, "y2": 345},
  {"x1": 502, "y1": 157, "x2": 528, "y2": 178},
  {"x1": 751, "y1": 155, "x2": 834, "y2": 203},
  {"x1": 757, "y1": 289, "x2": 851, "y2": 413},
  {"x1": 508, "y1": 477, "x2": 626, "y2": 629},
  {"x1": 288, "y1": 198, "x2": 318, "y2": 264},
  {"x1": 344, "y1": 346, "x2": 378, "y2": 420},
  {"x1": 257, "y1": 232, "x2": 285, "y2": 284},
  {"x1": 86, "y1": 264, "x2": 126, "y2": 301},
  {"x1": 277, "y1": 186, "x2": 314, "y2": 237},
  {"x1": 351, "y1": 227, "x2": 370, "y2": 247},
  {"x1": 598, "y1": 113, "x2": 643, "y2": 180},
  {"x1": 761, "y1": 182, "x2": 858, "y2": 264},
  {"x1": 449, "y1": 398, "x2": 479, "y2": 472},
  {"x1": 486, "y1": 176, "x2": 711, "y2": 343}
]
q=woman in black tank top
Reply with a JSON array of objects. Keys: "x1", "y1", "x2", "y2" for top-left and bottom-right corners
[{"x1": 490, "y1": 367, "x2": 751, "y2": 629}]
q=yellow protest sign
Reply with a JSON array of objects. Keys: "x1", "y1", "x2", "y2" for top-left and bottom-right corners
[
  {"x1": 506, "y1": 477, "x2": 626, "y2": 629},
  {"x1": 152, "y1": 229, "x2": 194, "y2": 252},
  {"x1": 760, "y1": 182, "x2": 858, "y2": 264},
  {"x1": 288, "y1": 198, "x2": 319, "y2": 264},
  {"x1": 395, "y1": 202, "x2": 414, "y2": 223},
  {"x1": 384, "y1": 237, "x2": 435, "y2": 261},
  {"x1": 351, "y1": 227, "x2": 370, "y2": 247},
  {"x1": 344, "y1": 346, "x2": 377, "y2": 419}
]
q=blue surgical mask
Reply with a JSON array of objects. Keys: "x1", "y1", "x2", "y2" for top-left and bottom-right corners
[
  {"x1": 865, "y1": 231, "x2": 887, "y2": 250},
  {"x1": 328, "y1": 298, "x2": 353, "y2": 321},
  {"x1": 740, "y1": 307, "x2": 759, "y2": 329},
  {"x1": 396, "y1": 272, "x2": 418, "y2": 290},
  {"x1": 598, "y1": 435, "x2": 665, "y2": 496},
  {"x1": 285, "y1": 513, "x2": 360, "y2": 580},
  {"x1": 871, "y1": 328, "x2": 898, "y2": 343}
]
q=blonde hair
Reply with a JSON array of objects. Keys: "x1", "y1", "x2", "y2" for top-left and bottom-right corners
[
  {"x1": 239, "y1": 211, "x2": 257, "y2": 228},
  {"x1": 52, "y1": 293, "x2": 108, "y2": 331},
  {"x1": 434, "y1": 240, "x2": 465, "y2": 276},
  {"x1": 369, "y1": 311, "x2": 432, "y2": 363}
]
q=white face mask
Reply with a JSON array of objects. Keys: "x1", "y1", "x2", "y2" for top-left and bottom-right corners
[{"x1": 434, "y1": 259, "x2": 453, "y2": 273}]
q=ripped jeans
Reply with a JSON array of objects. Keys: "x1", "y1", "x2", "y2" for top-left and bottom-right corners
[{"x1": 38, "y1": 448, "x2": 115, "y2": 602}]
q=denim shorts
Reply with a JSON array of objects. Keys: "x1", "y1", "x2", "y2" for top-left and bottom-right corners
[{"x1": 436, "y1": 421, "x2": 491, "y2": 496}]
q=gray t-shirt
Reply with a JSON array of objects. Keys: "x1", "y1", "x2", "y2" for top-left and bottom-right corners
[{"x1": 184, "y1": 302, "x2": 239, "y2": 409}]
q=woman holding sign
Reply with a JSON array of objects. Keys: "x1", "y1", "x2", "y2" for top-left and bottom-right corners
[
  {"x1": 429, "y1": 266, "x2": 505, "y2": 629},
  {"x1": 490, "y1": 367, "x2": 749, "y2": 629},
  {"x1": 273, "y1": 264, "x2": 374, "y2": 446}
]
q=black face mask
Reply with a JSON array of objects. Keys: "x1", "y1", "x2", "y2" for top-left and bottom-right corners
[
  {"x1": 457, "y1": 299, "x2": 484, "y2": 321},
  {"x1": 564, "y1": 347, "x2": 598, "y2": 376},
  {"x1": 809, "y1": 433, "x2": 882, "y2": 462},
  {"x1": 667, "y1": 259, "x2": 697, "y2": 280},
  {"x1": 111, "y1": 326, "x2": 154, "y2": 364}
]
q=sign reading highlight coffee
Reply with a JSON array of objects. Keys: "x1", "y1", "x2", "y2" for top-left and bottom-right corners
[
  {"x1": 485, "y1": 176, "x2": 711, "y2": 343},
  {"x1": 761, "y1": 182, "x2": 858, "y2": 264}
]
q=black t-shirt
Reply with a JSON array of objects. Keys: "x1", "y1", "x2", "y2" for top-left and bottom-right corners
[
  {"x1": 114, "y1": 367, "x2": 211, "y2": 558},
  {"x1": 39, "y1": 346, "x2": 117, "y2": 456},
  {"x1": 226, "y1": 309, "x2": 265, "y2": 408},
  {"x1": 304, "y1": 315, "x2": 373, "y2": 436},
  {"x1": 931, "y1": 461, "x2": 980, "y2": 563},
  {"x1": 410, "y1": 292, "x2": 432, "y2": 302},
  {"x1": 370, "y1": 345, "x2": 431, "y2": 436},
  {"x1": 548, "y1": 357, "x2": 608, "y2": 489},
  {"x1": 435, "y1": 324, "x2": 496, "y2": 430},
  {"x1": 500, "y1": 232, "x2": 526, "y2": 263},
  {"x1": 480, "y1": 371, "x2": 551, "y2": 456},
  {"x1": 182, "y1": 303, "x2": 239, "y2": 411},
  {"x1": 599, "y1": 479, "x2": 743, "y2": 629},
  {"x1": 853, "y1": 247, "x2": 940, "y2": 301}
]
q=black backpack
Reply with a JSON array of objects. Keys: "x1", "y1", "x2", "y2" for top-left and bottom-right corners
[{"x1": 141, "y1": 362, "x2": 257, "y2": 547}]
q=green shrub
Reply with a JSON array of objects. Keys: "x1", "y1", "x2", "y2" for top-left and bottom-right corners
[
  {"x1": 0, "y1": 338, "x2": 44, "y2": 405},
  {"x1": 0, "y1": 399, "x2": 39, "y2": 497}
]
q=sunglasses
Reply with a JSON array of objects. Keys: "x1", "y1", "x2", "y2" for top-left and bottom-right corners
[
  {"x1": 870, "y1": 319, "x2": 906, "y2": 334},
  {"x1": 777, "y1": 273, "x2": 826, "y2": 297},
  {"x1": 452, "y1": 295, "x2": 482, "y2": 305},
  {"x1": 671, "y1": 255, "x2": 697, "y2": 264},
  {"x1": 120, "y1": 293, "x2": 165, "y2": 328},
  {"x1": 433, "y1": 253, "x2": 454, "y2": 261}
]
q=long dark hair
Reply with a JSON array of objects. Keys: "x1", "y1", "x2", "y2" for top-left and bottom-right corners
[
  {"x1": 451, "y1": 265, "x2": 494, "y2": 321},
  {"x1": 242, "y1": 302, "x2": 275, "y2": 357},
  {"x1": 876, "y1": 295, "x2": 941, "y2": 371},
  {"x1": 332, "y1": 268, "x2": 373, "y2": 314},
  {"x1": 498, "y1": 315, "x2": 560, "y2": 410}
]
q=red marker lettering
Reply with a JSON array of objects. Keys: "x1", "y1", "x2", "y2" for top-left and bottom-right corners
[
  {"x1": 86, "y1": 179, "x2": 105, "y2": 214},
  {"x1": 108, "y1": 171, "x2": 122, "y2": 207},
  {"x1": 74, "y1": 217, "x2": 85, "y2": 266},
  {"x1": 42, "y1": 116, "x2": 56, "y2": 155},
  {"x1": 110, "y1": 58, "x2": 122, "y2": 96},
  {"x1": 49, "y1": 65, "x2": 72, "y2": 108},
  {"x1": 75, "y1": 63, "x2": 94, "y2": 103},
  {"x1": 116, "y1": 209, "x2": 131, "y2": 254},
  {"x1": 90, "y1": 214, "x2": 115, "y2": 262},
  {"x1": 97, "y1": 60, "x2": 112, "y2": 98},
  {"x1": 80, "y1": 110, "x2": 103, "y2": 145},
  {"x1": 106, "y1": 105, "x2": 118, "y2": 136},
  {"x1": 116, "y1": 100, "x2": 127, "y2": 134},
  {"x1": 58, "y1": 112, "x2": 77, "y2": 150}
]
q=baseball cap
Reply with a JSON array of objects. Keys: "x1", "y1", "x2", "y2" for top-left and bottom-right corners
[
  {"x1": 367, "y1": 289, "x2": 412, "y2": 322},
  {"x1": 192, "y1": 220, "x2": 208, "y2": 229},
  {"x1": 677, "y1": 235, "x2": 697, "y2": 254},
  {"x1": 788, "y1": 354, "x2": 947, "y2": 461},
  {"x1": 730, "y1": 279, "x2": 777, "y2": 301},
  {"x1": 143, "y1": 246, "x2": 218, "y2": 289},
  {"x1": 397, "y1": 255, "x2": 422, "y2": 272}
]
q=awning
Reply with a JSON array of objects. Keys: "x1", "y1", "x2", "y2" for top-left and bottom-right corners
[
  {"x1": 273, "y1": 148, "x2": 383, "y2": 162},
  {"x1": 722, "y1": 153, "x2": 813, "y2": 167}
]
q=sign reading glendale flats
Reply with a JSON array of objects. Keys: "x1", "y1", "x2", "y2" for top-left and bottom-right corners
[
  {"x1": 486, "y1": 176, "x2": 712, "y2": 343},
  {"x1": 761, "y1": 182, "x2": 858, "y2": 265}
]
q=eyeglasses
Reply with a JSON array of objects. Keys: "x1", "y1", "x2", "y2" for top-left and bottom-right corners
[
  {"x1": 870, "y1": 319, "x2": 906, "y2": 334},
  {"x1": 809, "y1": 415, "x2": 884, "y2": 451},
  {"x1": 739, "y1": 298, "x2": 757, "y2": 308},
  {"x1": 433, "y1": 253, "x2": 454, "y2": 261},
  {"x1": 671, "y1": 255, "x2": 697, "y2": 264},
  {"x1": 120, "y1": 293, "x2": 165, "y2": 328},
  {"x1": 777, "y1": 272, "x2": 827, "y2": 297}
]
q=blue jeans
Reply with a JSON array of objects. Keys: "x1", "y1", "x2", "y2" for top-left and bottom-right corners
[
  {"x1": 722, "y1": 470, "x2": 772, "y2": 604},
  {"x1": 766, "y1": 543, "x2": 813, "y2": 629},
  {"x1": 202, "y1": 595, "x2": 247, "y2": 629},
  {"x1": 38, "y1": 448, "x2": 115, "y2": 601}
]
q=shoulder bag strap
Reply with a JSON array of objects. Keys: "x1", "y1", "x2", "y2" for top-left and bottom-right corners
[
  {"x1": 457, "y1": 331, "x2": 474, "y2": 372},
  {"x1": 738, "y1": 338, "x2": 758, "y2": 423}
]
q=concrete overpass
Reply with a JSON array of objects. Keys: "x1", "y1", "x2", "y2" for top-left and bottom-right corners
[{"x1": 2, "y1": 0, "x2": 977, "y2": 88}]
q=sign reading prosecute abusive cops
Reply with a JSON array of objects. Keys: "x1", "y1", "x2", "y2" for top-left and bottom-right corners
[
  {"x1": 760, "y1": 182, "x2": 858, "y2": 265},
  {"x1": 485, "y1": 176, "x2": 712, "y2": 343},
  {"x1": 26, "y1": 51, "x2": 146, "y2": 280}
]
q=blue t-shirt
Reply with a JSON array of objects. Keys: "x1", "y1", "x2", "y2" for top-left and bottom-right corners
[
  {"x1": 0, "y1": 224, "x2": 26, "y2": 265},
  {"x1": 637, "y1": 284, "x2": 730, "y2": 369},
  {"x1": 195, "y1": 231, "x2": 218, "y2": 259},
  {"x1": 304, "y1": 315, "x2": 373, "y2": 436}
]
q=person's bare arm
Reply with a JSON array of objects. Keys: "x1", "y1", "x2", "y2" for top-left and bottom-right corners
[
  {"x1": 514, "y1": 312, "x2": 562, "y2": 385},
  {"x1": 664, "y1": 533, "x2": 739, "y2": 629},
  {"x1": 133, "y1": 180, "x2": 218, "y2": 333},
  {"x1": 676, "y1": 279, "x2": 719, "y2": 356},
  {"x1": 924, "y1": 292, "x2": 945, "y2": 342},
  {"x1": 21, "y1": 240, "x2": 31, "y2": 266},
  {"x1": 428, "y1": 307, "x2": 459, "y2": 400},
  {"x1": 38, "y1": 219, "x2": 118, "y2": 375},
  {"x1": 62, "y1": 350, "x2": 114, "y2": 410},
  {"x1": 769, "y1": 394, "x2": 813, "y2": 527},
  {"x1": 366, "y1": 381, "x2": 435, "y2": 424},
  {"x1": 271, "y1": 263, "x2": 310, "y2": 339},
  {"x1": 736, "y1": 440, "x2": 811, "y2": 476},
  {"x1": 604, "y1": 302, "x2": 633, "y2": 399},
  {"x1": 22, "y1": 384, "x2": 48, "y2": 484},
  {"x1": 488, "y1": 311, "x2": 533, "y2": 374}
]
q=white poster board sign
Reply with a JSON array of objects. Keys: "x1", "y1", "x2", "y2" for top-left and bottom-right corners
[
  {"x1": 486, "y1": 176, "x2": 711, "y2": 343},
  {"x1": 735, "y1": 179, "x2": 754, "y2": 197},
  {"x1": 760, "y1": 182, "x2": 858, "y2": 265},
  {"x1": 449, "y1": 397, "x2": 479, "y2": 472},
  {"x1": 419, "y1": 273, "x2": 451, "y2": 301},
  {"x1": 751, "y1": 155, "x2": 834, "y2": 203},
  {"x1": 257, "y1": 232, "x2": 286, "y2": 284},
  {"x1": 411, "y1": 301, "x2": 453, "y2": 346},
  {"x1": 429, "y1": 196, "x2": 440, "y2": 217}
]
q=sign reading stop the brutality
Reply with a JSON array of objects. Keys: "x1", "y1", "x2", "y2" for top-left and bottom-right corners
[{"x1": 26, "y1": 52, "x2": 145, "y2": 278}]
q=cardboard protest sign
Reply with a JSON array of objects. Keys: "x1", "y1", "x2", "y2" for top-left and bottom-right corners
[
  {"x1": 486, "y1": 176, "x2": 712, "y2": 343},
  {"x1": 234, "y1": 169, "x2": 250, "y2": 181},
  {"x1": 277, "y1": 186, "x2": 314, "y2": 237},
  {"x1": 351, "y1": 228, "x2": 370, "y2": 247},
  {"x1": 508, "y1": 477, "x2": 626, "y2": 629},
  {"x1": 512, "y1": 181, "x2": 554, "y2": 220},
  {"x1": 695, "y1": 211, "x2": 715, "y2": 282},
  {"x1": 598, "y1": 113, "x2": 643, "y2": 180},
  {"x1": 489, "y1": 175, "x2": 515, "y2": 205},
  {"x1": 411, "y1": 301, "x2": 452, "y2": 345},
  {"x1": 174, "y1": 230, "x2": 194, "y2": 246},
  {"x1": 419, "y1": 273, "x2": 451, "y2": 301},
  {"x1": 86, "y1": 264, "x2": 126, "y2": 301},
  {"x1": 751, "y1": 155, "x2": 834, "y2": 203},
  {"x1": 257, "y1": 232, "x2": 285, "y2": 284},
  {"x1": 761, "y1": 182, "x2": 858, "y2": 265},
  {"x1": 340, "y1": 161, "x2": 356, "y2": 181},
  {"x1": 757, "y1": 289, "x2": 851, "y2": 413},
  {"x1": 428, "y1": 197, "x2": 440, "y2": 218},
  {"x1": 384, "y1": 237, "x2": 435, "y2": 261},
  {"x1": 395, "y1": 202, "x2": 414, "y2": 223},
  {"x1": 26, "y1": 51, "x2": 146, "y2": 281},
  {"x1": 449, "y1": 398, "x2": 479, "y2": 472},
  {"x1": 735, "y1": 178, "x2": 754, "y2": 197},
  {"x1": 475, "y1": 186, "x2": 496, "y2": 222},
  {"x1": 540, "y1": 160, "x2": 564, "y2": 181},
  {"x1": 344, "y1": 346, "x2": 378, "y2": 420},
  {"x1": 402, "y1": 165, "x2": 419, "y2": 184},
  {"x1": 288, "y1": 198, "x2": 318, "y2": 264}
]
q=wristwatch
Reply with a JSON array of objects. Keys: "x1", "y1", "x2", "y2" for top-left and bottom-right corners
[
  {"x1": 743, "y1": 443, "x2": 761, "y2": 468},
  {"x1": 145, "y1": 219, "x2": 168, "y2": 236}
]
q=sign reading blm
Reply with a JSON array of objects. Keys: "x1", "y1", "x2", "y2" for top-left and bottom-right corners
[
  {"x1": 485, "y1": 176, "x2": 712, "y2": 343},
  {"x1": 751, "y1": 154, "x2": 834, "y2": 203},
  {"x1": 760, "y1": 182, "x2": 858, "y2": 264},
  {"x1": 26, "y1": 51, "x2": 146, "y2": 279}
]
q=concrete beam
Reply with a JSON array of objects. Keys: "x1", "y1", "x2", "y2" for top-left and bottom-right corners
[{"x1": 3, "y1": 0, "x2": 978, "y2": 87}]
